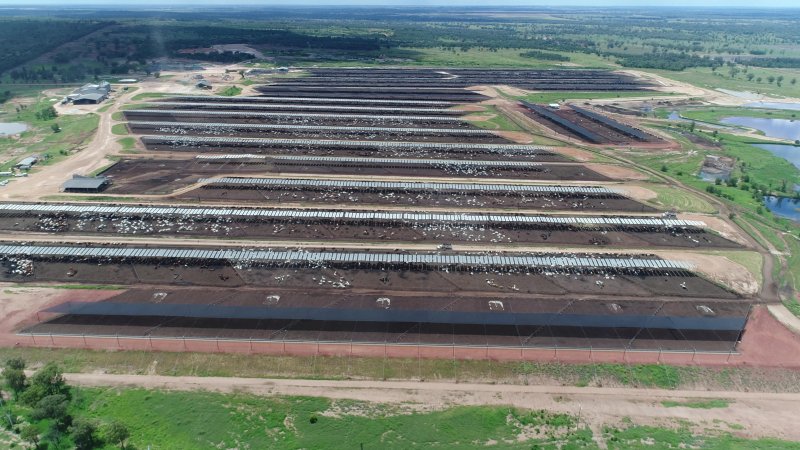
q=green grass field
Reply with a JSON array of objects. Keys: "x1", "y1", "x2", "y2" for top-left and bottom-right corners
[
  {"x1": 520, "y1": 91, "x2": 674, "y2": 104},
  {"x1": 7, "y1": 386, "x2": 792, "y2": 450},
  {"x1": 604, "y1": 424, "x2": 800, "y2": 450},
  {"x1": 110, "y1": 123, "x2": 128, "y2": 135},
  {"x1": 641, "y1": 184, "x2": 717, "y2": 213},
  {"x1": 653, "y1": 67, "x2": 800, "y2": 99},
  {"x1": 7, "y1": 345, "x2": 800, "y2": 393},
  {"x1": 117, "y1": 136, "x2": 137, "y2": 152},
  {"x1": 74, "y1": 389, "x2": 594, "y2": 449},
  {"x1": 217, "y1": 85, "x2": 242, "y2": 96},
  {"x1": 465, "y1": 105, "x2": 523, "y2": 132},
  {"x1": 0, "y1": 94, "x2": 98, "y2": 172},
  {"x1": 680, "y1": 107, "x2": 800, "y2": 124}
]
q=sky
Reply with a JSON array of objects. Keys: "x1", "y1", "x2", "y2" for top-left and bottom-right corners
[{"x1": 0, "y1": 0, "x2": 798, "y2": 7}]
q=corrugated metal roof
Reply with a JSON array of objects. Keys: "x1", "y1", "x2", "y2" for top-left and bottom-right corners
[
  {"x1": 0, "y1": 203, "x2": 705, "y2": 227},
  {"x1": 199, "y1": 177, "x2": 617, "y2": 194},
  {"x1": 129, "y1": 121, "x2": 493, "y2": 135},
  {"x1": 0, "y1": 244, "x2": 693, "y2": 270},
  {"x1": 125, "y1": 110, "x2": 461, "y2": 122},
  {"x1": 150, "y1": 101, "x2": 453, "y2": 114}
]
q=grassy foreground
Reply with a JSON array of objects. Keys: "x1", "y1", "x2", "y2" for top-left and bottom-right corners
[
  {"x1": 4, "y1": 347, "x2": 800, "y2": 393},
  {"x1": 5, "y1": 383, "x2": 797, "y2": 449},
  {"x1": 3, "y1": 357, "x2": 800, "y2": 449},
  {"x1": 68, "y1": 388, "x2": 799, "y2": 449}
]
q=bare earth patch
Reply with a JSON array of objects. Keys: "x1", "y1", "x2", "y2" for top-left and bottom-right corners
[
  {"x1": 0, "y1": 285, "x2": 121, "y2": 346},
  {"x1": 494, "y1": 130, "x2": 534, "y2": 143},
  {"x1": 682, "y1": 213, "x2": 750, "y2": 247},
  {"x1": 616, "y1": 185, "x2": 658, "y2": 201},
  {"x1": 587, "y1": 163, "x2": 649, "y2": 180},
  {"x1": 658, "y1": 251, "x2": 759, "y2": 296},
  {"x1": 549, "y1": 147, "x2": 596, "y2": 162}
]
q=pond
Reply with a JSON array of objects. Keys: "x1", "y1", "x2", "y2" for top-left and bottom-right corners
[
  {"x1": 719, "y1": 117, "x2": 800, "y2": 141},
  {"x1": 744, "y1": 102, "x2": 800, "y2": 112},
  {"x1": 0, "y1": 122, "x2": 27, "y2": 136},
  {"x1": 753, "y1": 144, "x2": 800, "y2": 170},
  {"x1": 698, "y1": 168, "x2": 730, "y2": 182},
  {"x1": 715, "y1": 89, "x2": 762, "y2": 100},
  {"x1": 668, "y1": 111, "x2": 733, "y2": 130},
  {"x1": 763, "y1": 195, "x2": 800, "y2": 221}
]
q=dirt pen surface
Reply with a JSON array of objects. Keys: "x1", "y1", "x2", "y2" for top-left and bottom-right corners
[
  {"x1": 140, "y1": 138, "x2": 567, "y2": 162},
  {"x1": 0, "y1": 249, "x2": 738, "y2": 301},
  {"x1": 0, "y1": 206, "x2": 743, "y2": 249},
  {"x1": 519, "y1": 104, "x2": 662, "y2": 145},
  {"x1": 0, "y1": 292, "x2": 795, "y2": 368},
  {"x1": 125, "y1": 110, "x2": 477, "y2": 128},
  {"x1": 255, "y1": 68, "x2": 652, "y2": 91},
  {"x1": 177, "y1": 183, "x2": 654, "y2": 212},
  {"x1": 3, "y1": 68, "x2": 784, "y2": 372},
  {"x1": 0, "y1": 242, "x2": 751, "y2": 353},
  {"x1": 97, "y1": 158, "x2": 613, "y2": 195},
  {"x1": 127, "y1": 122, "x2": 511, "y2": 144}
]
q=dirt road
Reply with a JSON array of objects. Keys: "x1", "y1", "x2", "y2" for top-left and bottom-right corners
[
  {"x1": 63, "y1": 372, "x2": 800, "y2": 442},
  {"x1": 0, "y1": 88, "x2": 138, "y2": 200}
]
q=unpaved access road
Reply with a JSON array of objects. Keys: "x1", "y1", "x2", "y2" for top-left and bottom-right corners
[
  {"x1": 64, "y1": 373, "x2": 800, "y2": 442},
  {"x1": 0, "y1": 88, "x2": 137, "y2": 200}
]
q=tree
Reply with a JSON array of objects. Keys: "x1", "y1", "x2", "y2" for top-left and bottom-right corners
[
  {"x1": 20, "y1": 424, "x2": 40, "y2": 449},
  {"x1": 70, "y1": 418, "x2": 98, "y2": 450},
  {"x1": 5, "y1": 358, "x2": 25, "y2": 370},
  {"x1": 4, "y1": 368, "x2": 26, "y2": 399},
  {"x1": 792, "y1": 78, "x2": 797, "y2": 86},
  {"x1": 31, "y1": 394, "x2": 70, "y2": 425},
  {"x1": 21, "y1": 363, "x2": 69, "y2": 406},
  {"x1": 43, "y1": 423, "x2": 66, "y2": 450},
  {"x1": 767, "y1": 75, "x2": 776, "y2": 84},
  {"x1": 104, "y1": 421, "x2": 130, "y2": 449},
  {"x1": 746, "y1": 73, "x2": 755, "y2": 81},
  {"x1": 4, "y1": 358, "x2": 27, "y2": 398},
  {"x1": 34, "y1": 105, "x2": 58, "y2": 121},
  {"x1": 51, "y1": 123, "x2": 61, "y2": 133}
]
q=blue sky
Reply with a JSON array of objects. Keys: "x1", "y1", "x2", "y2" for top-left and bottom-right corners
[{"x1": 0, "y1": 0, "x2": 798, "y2": 7}]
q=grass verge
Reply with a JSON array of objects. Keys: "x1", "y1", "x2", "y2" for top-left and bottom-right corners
[
  {"x1": 217, "y1": 85, "x2": 242, "y2": 96},
  {"x1": 5, "y1": 346, "x2": 800, "y2": 392},
  {"x1": 661, "y1": 399, "x2": 730, "y2": 409},
  {"x1": 110, "y1": 123, "x2": 127, "y2": 135}
]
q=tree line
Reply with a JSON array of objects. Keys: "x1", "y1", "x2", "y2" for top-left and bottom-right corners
[{"x1": 3, "y1": 359, "x2": 131, "y2": 450}]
